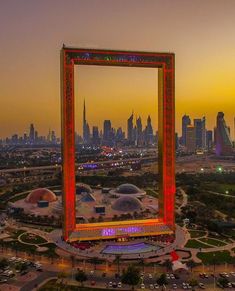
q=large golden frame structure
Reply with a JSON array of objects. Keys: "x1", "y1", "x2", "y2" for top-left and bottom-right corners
[{"x1": 61, "y1": 46, "x2": 175, "y2": 241}]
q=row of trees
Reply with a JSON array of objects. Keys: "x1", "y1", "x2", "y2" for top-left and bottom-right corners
[{"x1": 74, "y1": 265, "x2": 168, "y2": 290}]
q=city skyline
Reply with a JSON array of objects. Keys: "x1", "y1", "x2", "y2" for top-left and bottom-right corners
[{"x1": 1, "y1": 0, "x2": 235, "y2": 138}]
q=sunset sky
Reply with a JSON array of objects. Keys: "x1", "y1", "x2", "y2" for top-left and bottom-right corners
[{"x1": 1, "y1": 0, "x2": 235, "y2": 138}]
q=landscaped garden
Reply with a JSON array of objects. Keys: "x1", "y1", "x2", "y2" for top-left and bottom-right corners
[
  {"x1": 199, "y1": 237, "x2": 227, "y2": 247},
  {"x1": 39, "y1": 279, "x2": 114, "y2": 291},
  {"x1": 20, "y1": 232, "x2": 47, "y2": 244},
  {"x1": 188, "y1": 230, "x2": 206, "y2": 238},
  {"x1": 184, "y1": 239, "x2": 211, "y2": 249},
  {"x1": 197, "y1": 251, "x2": 235, "y2": 264}
]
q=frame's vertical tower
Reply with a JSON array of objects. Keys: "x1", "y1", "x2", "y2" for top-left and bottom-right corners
[
  {"x1": 158, "y1": 60, "x2": 175, "y2": 228},
  {"x1": 61, "y1": 49, "x2": 76, "y2": 240}
]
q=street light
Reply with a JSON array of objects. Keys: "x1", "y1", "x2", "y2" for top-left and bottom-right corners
[{"x1": 213, "y1": 253, "x2": 216, "y2": 291}]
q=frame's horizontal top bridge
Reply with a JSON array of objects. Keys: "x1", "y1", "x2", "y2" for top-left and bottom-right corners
[{"x1": 62, "y1": 46, "x2": 174, "y2": 69}]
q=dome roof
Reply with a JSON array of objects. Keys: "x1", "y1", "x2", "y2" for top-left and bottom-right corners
[
  {"x1": 112, "y1": 196, "x2": 143, "y2": 212},
  {"x1": 76, "y1": 183, "x2": 92, "y2": 194},
  {"x1": 26, "y1": 188, "x2": 57, "y2": 204},
  {"x1": 116, "y1": 184, "x2": 142, "y2": 194}
]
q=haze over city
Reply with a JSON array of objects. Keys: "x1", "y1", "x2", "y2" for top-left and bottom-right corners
[{"x1": 1, "y1": 0, "x2": 235, "y2": 138}]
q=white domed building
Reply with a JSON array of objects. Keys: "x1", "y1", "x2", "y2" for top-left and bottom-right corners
[{"x1": 109, "y1": 183, "x2": 146, "y2": 198}]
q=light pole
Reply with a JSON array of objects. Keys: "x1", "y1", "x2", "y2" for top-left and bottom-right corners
[{"x1": 213, "y1": 253, "x2": 216, "y2": 291}]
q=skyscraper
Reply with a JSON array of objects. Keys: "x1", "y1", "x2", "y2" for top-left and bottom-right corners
[
  {"x1": 186, "y1": 125, "x2": 196, "y2": 153},
  {"x1": 29, "y1": 123, "x2": 35, "y2": 143},
  {"x1": 206, "y1": 130, "x2": 213, "y2": 150},
  {"x1": 193, "y1": 117, "x2": 206, "y2": 150},
  {"x1": 136, "y1": 116, "x2": 143, "y2": 146},
  {"x1": 92, "y1": 126, "x2": 100, "y2": 145},
  {"x1": 145, "y1": 115, "x2": 154, "y2": 145},
  {"x1": 215, "y1": 112, "x2": 233, "y2": 156},
  {"x1": 83, "y1": 99, "x2": 90, "y2": 143},
  {"x1": 127, "y1": 112, "x2": 134, "y2": 144},
  {"x1": 182, "y1": 115, "x2": 191, "y2": 146},
  {"x1": 103, "y1": 120, "x2": 112, "y2": 145}
]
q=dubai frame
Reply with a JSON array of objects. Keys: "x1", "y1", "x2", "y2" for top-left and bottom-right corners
[{"x1": 61, "y1": 46, "x2": 175, "y2": 241}]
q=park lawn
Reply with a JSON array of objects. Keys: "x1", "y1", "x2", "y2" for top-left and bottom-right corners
[
  {"x1": 209, "y1": 234, "x2": 234, "y2": 244},
  {"x1": 9, "y1": 192, "x2": 29, "y2": 202},
  {"x1": 39, "y1": 279, "x2": 120, "y2": 291},
  {"x1": 188, "y1": 230, "x2": 206, "y2": 238},
  {"x1": 42, "y1": 243, "x2": 59, "y2": 258},
  {"x1": 197, "y1": 251, "x2": 235, "y2": 265},
  {"x1": 203, "y1": 182, "x2": 235, "y2": 195},
  {"x1": 184, "y1": 239, "x2": 212, "y2": 249},
  {"x1": 146, "y1": 188, "x2": 158, "y2": 198},
  {"x1": 11, "y1": 229, "x2": 26, "y2": 239},
  {"x1": 20, "y1": 233, "x2": 47, "y2": 244},
  {"x1": 0, "y1": 240, "x2": 58, "y2": 258},
  {"x1": 199, "y1": 237, "x2": 227, "y2": 247}
]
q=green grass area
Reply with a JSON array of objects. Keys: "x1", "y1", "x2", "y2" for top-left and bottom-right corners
[
  {"x1": 189, "y1": 230, "x2": 206, "y2": 238},
  {"x1": 197, "y1": 251, "x2": 235, "y2": 265},
  {"x1": 209, "y1": 234, "x2": 234, "y2": 244},
  {"x1": 11, "y1": 229, "x2": 26, "y2": 239},
  {"x1": 199, "y1": 237, "x2": 227, "y2": 247},
  {"x1": 9, "y1": 192, "x2": 29, "y2": 202},
  {"x1": 20, "y1": 233, "x2": 47, "y2": 244},
  {"x1": 145, "y1": 188, "x2": 158, "y2": 198},
  {"x1": 39, "y1": 279, "x2": 117, "y2": 291},
  {"x1": 203, "y1": 182, "x2": 235, "y2": 195},
  {"x1": 42, "y1": 227, "x2": 55, "y2": 233},
  {"x1": 42, "y1": 243, "x2": 59, "y2": 258},
  {"x1": 184, "y1": 239, "x2": 212, "y2": 249},
  {"x1": 0, "y1": 239, "x2": 58, "y2": 258}
]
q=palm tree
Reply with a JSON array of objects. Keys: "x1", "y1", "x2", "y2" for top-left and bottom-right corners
[
  {"x1": 162, "y1": 259, "x2": 173, "y2": 272},
  {"x1": 70, "y1": 255, "x2": 75, "y2": 268},
  {"x1": 186, "y1": 260, "x2": 197, "y2": 273},
  {"x1": 75, "y1": 270, "x2": 87, "y2": 286},
  {"x1": 114, "y1": 254, "x2": 121, "y2": 275}
]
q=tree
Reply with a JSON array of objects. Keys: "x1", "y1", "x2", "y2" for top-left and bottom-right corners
[
  {"x1": 157, "y1": 274, "x2": 168, "y2": 289},
  {"x1": 57, "y1": 271, "x2": 67, "y2": 285},
  {"x1": 0, "y1": 258, "x2": 8, "y2": 269},
  {"x1": 162, "y1": 259, "x2": 173, "y2": 272},
  {"x1": 89, "y1": 257, "x2": 100, "y2": 270},
  {"x1": 114, "y1": 254, "x2": 121, "y2": 275},
  {"x1": 121, "y1": 265, "x2": 140, "y2": 290},
  {"x1": 217, "y1": 277, "x2": 229, "y2": 288},
  {"x1": 186, "y1": 260, "x2": 197, "y2": 272},
  {"x1": 188, "y1": 278, "x2": 198, "y2": 291},
  {"x1": 75, "y1": 270, "x2": 87, "y2": 286},
  {"x1": 70, "y1": 255, "x2": 75, "y2": 268}
]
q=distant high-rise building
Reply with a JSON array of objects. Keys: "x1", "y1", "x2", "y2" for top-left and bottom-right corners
[
  {"x1": 215, "y1": 112, "x2": 233, "y2": 156},
  {"x1": 206, "y1": 130, "x2": 213, "y2": 150},
  {"x1": 182, "y1": 115, "x2": 191, "y2": 146},
  {"x1": 51, "y1": 130, "x2": 56, "y2": 144},
  {"x1": 103, "y1": 120, "x2": 112, "y2": 145},
  {"x1": 193, "y1": 117, "x2": 206, "y2": 149},
  {"x1": 83, "y1": 99, "x2": 90, "y2": 143},
  {"x1": 35, "y1": 130, "x2": 38, "y2": 142},
  {"x1": 116, "y1": 127, "x2": 125, "y2": 142},
  {"x1": 136, "y1": 116, "x2": 143, "y2": 146},
  {"x1": 175, "y1": 133, "x2": 179, "y2": 150},
  {"x1": 92, "y1": 126, "x2": 100, "y2": 145},
  {"x1": 29, "y1": 123, "x2": 35, "y2": 143},
  {"x1": 145, "y1": 115, "x2": 154, "y2": 145},
  {"x1": 186, "y1": 125, "x2": 196, "y2": 153},
  {"x1": 127, "y1": 112, "x2": 134, "y2": 144}
]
